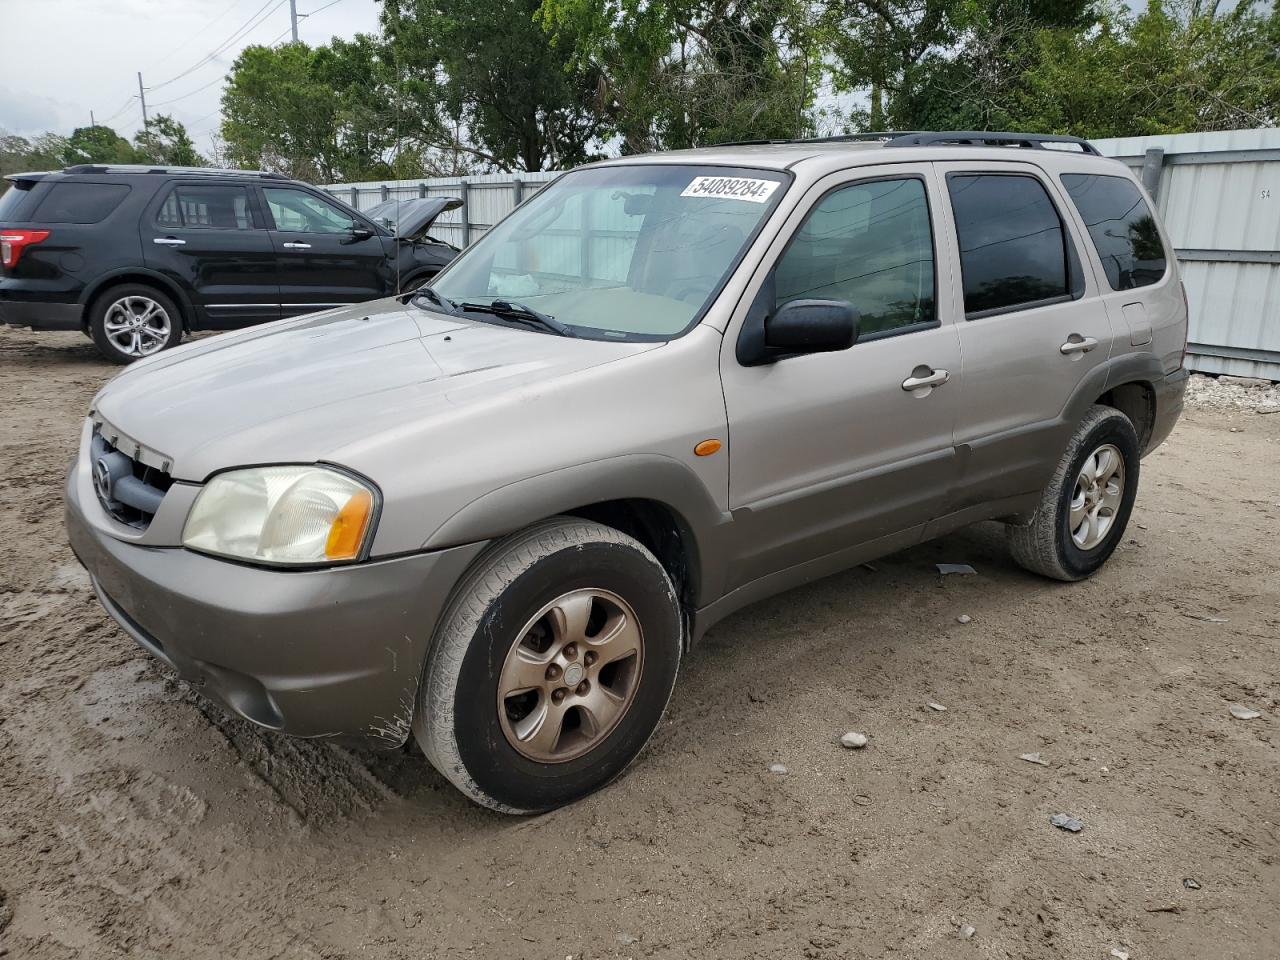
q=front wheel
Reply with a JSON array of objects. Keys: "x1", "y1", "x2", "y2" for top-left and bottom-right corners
[
  {"x1": 415, "y1": 518, "x2": 683, "y2": 813},
  {"x1": 1007, "y1": 404, "x2": 1140, "y2": 581},
  {"x1": 89, "y1": 284, "x2": 183, "y2": 364}
]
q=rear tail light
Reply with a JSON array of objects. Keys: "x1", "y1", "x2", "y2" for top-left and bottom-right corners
[
  {"x1": 1179, "y1": 280, "x2": 1190, "y2": 368},
  {"x1": 0, "y1": 228, "x2": 50, "y2": 269}
]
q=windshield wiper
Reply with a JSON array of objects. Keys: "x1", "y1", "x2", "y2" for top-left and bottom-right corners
[
  {"x1": 458, "y1": 299, "x2": 575, "y2": 337},
  {"x1": 407, "y1": 286, "x2": 458, "y2": 314}
]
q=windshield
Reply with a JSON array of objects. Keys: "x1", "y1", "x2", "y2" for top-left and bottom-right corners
[{"x1": 431, "y1": 164, "x2": 788, "y2": 340}]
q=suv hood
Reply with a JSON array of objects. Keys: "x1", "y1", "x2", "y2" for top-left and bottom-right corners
[
  {"x1": 363, "y1": 197, "x2": 462, "y2": 241},
  {"x1": 93, "y1": 298, "x2": 660, "y2": 482}
]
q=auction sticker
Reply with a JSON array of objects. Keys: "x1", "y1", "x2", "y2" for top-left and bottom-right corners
[{"x1": 680, "y1": 176, "x2": 780, "y2": 203}]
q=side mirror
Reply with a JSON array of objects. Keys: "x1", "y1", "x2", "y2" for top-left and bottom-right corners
[
  {"x1": 346, "y1": 226, "x2": 374, "y2": 243},
  {"x1": 764, "y1": 299, "x2": 859, "y2": 355}
]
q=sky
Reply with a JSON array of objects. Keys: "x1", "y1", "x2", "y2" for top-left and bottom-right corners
[{"x1": 0, "y1": 0, "x2": 382, "y2": 148}]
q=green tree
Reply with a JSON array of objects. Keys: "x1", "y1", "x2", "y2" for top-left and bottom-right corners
[
  {"x1": 221, "y1": 38, "x2": 400, "y2": 182},
  {"x1": 1, "y1": 130, "x2": 69, "y2": 185},
  {"x1": 59, "y1": 124, "x2": 139, "y2": 165},
  {"x1": 540, "y1": 0, "x2": 823, "y2": 152},
  {"x1": 381, "y1": 0, "x2": 608, "y2": 171},
  {"x1": 134, "y1": 114, "x2": 207, "y2": 167}
]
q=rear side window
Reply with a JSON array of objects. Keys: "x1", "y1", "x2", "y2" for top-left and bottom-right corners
[
  {"x1": 0, "y1": 181, "x2": 39, "y2": 220},
  {"x1": 157, "y1": 184, "x2": 255, "y2": 230},
  {"x1": 1061, "y1": 174, "x2": 1167, "y2": 290},
  {"x1": 30, "y1": 182, "x2": 131, "y2": 224},
  {"x1": 775, "y1": 177, "x2": 936, "y2": 337},
  {"x1": 948, "y1": 174, "x2": 1070, "y2": 317}
]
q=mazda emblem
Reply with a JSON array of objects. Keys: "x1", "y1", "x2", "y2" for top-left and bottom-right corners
[{"x1": 93, "y1": 457, "x2": 113, "y2": 505}]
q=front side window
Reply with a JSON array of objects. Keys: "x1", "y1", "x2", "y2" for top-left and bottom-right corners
[
  {"x1": 432, "y1": 165, "x2": 788, "y2": 341},
  {"x1": 157, "y1": 185, "x2": 254, "y2": 230},
  {"x1": 948, "y1": 173, "x2": 1070, "y2": 316},
  {"x1": 774, "y1": 177, "x2": 935, "y2": 337},
  {"x1": 1061, "y1": 173, "x2": 1167, "y2": 290},
  {"x1": 263, "y1": 188, "x2": 356, "y2": 234}
]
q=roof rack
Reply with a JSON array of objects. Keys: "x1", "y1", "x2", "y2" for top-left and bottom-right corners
[
  {"x1": 712, "y1": 130, "x2": 1100, "y2": 156},
  {"x1": 884, "y1": 131, "x2": 1101, "y2": 155},
  {"x1": 61, "y1": 164, "x2": 292, "y2": 179}
]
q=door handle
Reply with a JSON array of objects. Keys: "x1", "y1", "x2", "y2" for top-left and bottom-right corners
[
  {"x1": 282, "y1": 242, "x2": 312, "y2": 250},
  {"x1": 901, "y1": 368, "x2": 950, "y2": 392},
  {"x1": 152, "y1": 237, "x2": 186, "y2": 246},
  {"x1": 1060, "y1": 335, "x2": 1099, "y2": 355}
]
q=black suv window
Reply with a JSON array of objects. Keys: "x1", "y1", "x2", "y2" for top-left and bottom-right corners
[
  {"x1": 948, "y1": 174, "x2": 1070, "y2": 317},
  {"x1": 157, "y1": 184, "x2": 255, "y2": 230},
  {"x1": 262, "y1": 187, "x2": 356, "y2": 234},
  {"x1": 31, "y1": 182, "x2": 130, "y2": 224},
  {"x1": 1061, "y1": 174, "x2": 1167, "y2": 290},
  {"x1": 775, "y1": 177, "x2": 936, "y2": 337}
]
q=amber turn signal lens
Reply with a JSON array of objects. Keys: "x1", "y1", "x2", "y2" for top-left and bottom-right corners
[
  {"x1": 694, "y1": 439, "x2": 722, "y2": 457},
  {"x1": 325, "y1": 489, "x2": 374, "y2": 560}
]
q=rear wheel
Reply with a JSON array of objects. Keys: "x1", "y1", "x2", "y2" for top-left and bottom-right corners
[
  {"x1": 89, "y1": 284, "x2": 182, "y2": 364},
  {"x1": 415, "y1": 518, "x2": 682, "y2": 813},
  {"x1": 1007, "y1": 404, "x2": 1140, "y2": 581}
]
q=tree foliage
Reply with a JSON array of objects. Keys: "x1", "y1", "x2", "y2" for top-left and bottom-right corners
[
  {"x1": 134, "y1": 114, "x2": 207, "y2": 167},
  {"x1": 61, "y1": 124, "x2": 139, "y2": 165},
  {"x1": 380, "y1": 0, "x2": 609, "y2": 171}
]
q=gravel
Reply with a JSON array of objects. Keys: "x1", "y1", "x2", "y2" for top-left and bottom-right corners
[{"x1": 1185, "y1": 373, "x2": 1280, "y2": 412}]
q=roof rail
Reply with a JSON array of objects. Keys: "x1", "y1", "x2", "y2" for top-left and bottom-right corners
[
  {"x1": 713, "y1": 131, "x2": 927, "y2": 147},
  {"x1": 885, "y1": 131, "x2": 1101, "y2": 155},
  {"x1": 61, "y1": 164, "x2": 292, "y2": 179}
]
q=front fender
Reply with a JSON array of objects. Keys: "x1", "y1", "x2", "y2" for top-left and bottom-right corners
[{"x1": 423, "y1": 453, "x2": 733, "y2": 606}]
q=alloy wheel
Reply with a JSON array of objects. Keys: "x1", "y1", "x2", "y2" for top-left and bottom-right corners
[
  {"x1": 497, "y1": 588, "x2": 644, "y2": 763},
  {"x1": 103, "y1": 295, "x2": 172, "y2": 358},
  {"x1": 1069, "y1": 442, "x2": 1125, "y2": 550}
]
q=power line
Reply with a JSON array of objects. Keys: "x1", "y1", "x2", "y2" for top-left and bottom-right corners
[
  {"x1": 149, "y1": 74, "x2": 228, "y2": 108},
  {"x1": 148, "y1": 0, "x2": 287, "y2": 92},
  {"x1": 150, "y1": 0, "x2": 248, "y2": 71}
]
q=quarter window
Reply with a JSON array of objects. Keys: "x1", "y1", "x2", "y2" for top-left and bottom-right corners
[
  {"x1": 157, "y1": 185, "x2": 255, "y2": 230},
  {"x1": 263, "y1": 188, "x2": 356, "y2": 234},
  {"x1": 948, "y1": 174, "x2": 1070, "y2": 316},
  {"x1": 774, "y1": 177, "x2": 936, "y2": 337},
  {"x1": 31, "y1": 182, "x2": 130, "y2": 224},
  {"x1": 1062, "y1": 173, "x2": 1167, "y2": 290}
]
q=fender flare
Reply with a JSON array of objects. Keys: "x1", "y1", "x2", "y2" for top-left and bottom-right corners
[
  {"x1": 423, "y1": 453, "x2": 733, "y2": 606},
  {"x1": 1062, "y1": 351, "x2": 1166, "y2": 426},
  {"x1": 78, "y1": 269, "x2": 196, "y2": 331}
]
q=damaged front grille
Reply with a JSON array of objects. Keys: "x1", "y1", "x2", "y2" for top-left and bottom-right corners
[{"x1": 90, "y1": 426, "x2": 174, "y2": 529}]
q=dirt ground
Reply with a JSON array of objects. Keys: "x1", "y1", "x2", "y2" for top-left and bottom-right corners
[{"x1": 0, "y1": 325, "x2": 1277, "y2": 960}]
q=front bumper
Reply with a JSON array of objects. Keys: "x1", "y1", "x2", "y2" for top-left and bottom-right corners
[
  {"x1": 65, "y1": 459, "x2": 487, "y2": 746},
  {"x1": 1146, "y1": 366, "x2": 1188, "y2": 454}
]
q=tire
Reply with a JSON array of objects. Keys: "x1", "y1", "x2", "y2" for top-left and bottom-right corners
[
  {"x1": 400, "y1": 272, "x2": 435, "y2": 295},
  {"x1": 1007, "y1": 404, "x2": 1140, "y2": 581},
  {"x1": 415, "y1": 517, "x2": 683, "y2": 814},
  {"x1": 89, "y1": 284, "x2": 183, "y2": 364}
]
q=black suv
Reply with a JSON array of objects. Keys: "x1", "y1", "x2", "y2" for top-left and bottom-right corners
[{"x1": 0, "y1": 165, "x2": 460, "y2": 363}]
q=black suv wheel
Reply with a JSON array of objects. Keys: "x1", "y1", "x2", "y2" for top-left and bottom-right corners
[{"x1": 89, "y1": 284, "x2": 183, "y2": 364}]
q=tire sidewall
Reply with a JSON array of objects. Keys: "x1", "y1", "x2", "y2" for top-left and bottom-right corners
[
  {"x1": 450, "y1": 538, "x2": 681, "y2": 812},
  {"x1": 1056, "y1": 412, "x2": 1140, "y2": 578},
  {"x1": 90, "y1": 284, "x2": 183, "y2": 364}
]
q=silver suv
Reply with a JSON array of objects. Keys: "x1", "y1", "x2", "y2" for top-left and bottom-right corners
[{"x1": 65, "y1": 131, "x2": 1188, "y2": 812}]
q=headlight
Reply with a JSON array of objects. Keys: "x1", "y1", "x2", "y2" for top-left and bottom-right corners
[{"x1": 182, "y1": 465, "x2": 378, "y2": 566}]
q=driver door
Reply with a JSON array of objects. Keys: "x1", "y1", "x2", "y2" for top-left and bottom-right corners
[
  {"x1": 720, "y1": 165, "x2": 963, "y2": 591},
  {"x1": 260, "y1": 186, "x2": 392, "y2": 317}
]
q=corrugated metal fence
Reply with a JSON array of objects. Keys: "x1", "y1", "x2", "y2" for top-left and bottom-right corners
[
  {"x1": 1094, "y1": 129, "x2": 1280, "y2": 380},
  {"x1": 326, "y1": 128, "x2": 1280, "y2": 380},
  {"x1": 324, "y1": 171, "x2": 558, "y2": 249}
]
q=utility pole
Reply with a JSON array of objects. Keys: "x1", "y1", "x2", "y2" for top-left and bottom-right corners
[
  {"x1": 289, "y1": 0, "x2": 299, "y2": 42},
  {"x1": 137, "y1": 72, "x2": 149, "y2": 133}
]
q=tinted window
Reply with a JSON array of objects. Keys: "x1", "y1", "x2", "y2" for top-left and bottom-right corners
[
  {"x1": 1062, "y1": 173, "x2": 1167, "y2": 290},
  {"x1": 31, "y1": 182, "x2": 130, "y2": 224},
  {"x1": 0, "y1": 182, "x2": 36, "y2": 221},
  {"x1": 948, "y1": 174, "x2": 1069, "y2": 316},
  {"x1": 263, "y1": 188, "x2": 356, "y2": 234},
  {"x1": 157, "y1": 185, "x2": 255, "y2": 230},
  {"x1": 775, "y1": 177, "x2": 935, "y2": 336}
]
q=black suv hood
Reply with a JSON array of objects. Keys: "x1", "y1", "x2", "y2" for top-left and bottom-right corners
[{"x1": 363, "y1": 197, "x2": 462, "y2": 241}]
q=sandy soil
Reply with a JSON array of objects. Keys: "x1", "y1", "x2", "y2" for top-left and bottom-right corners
[{"x1": 0, "y1": 325, "x2": 1277, "y2": 960}]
